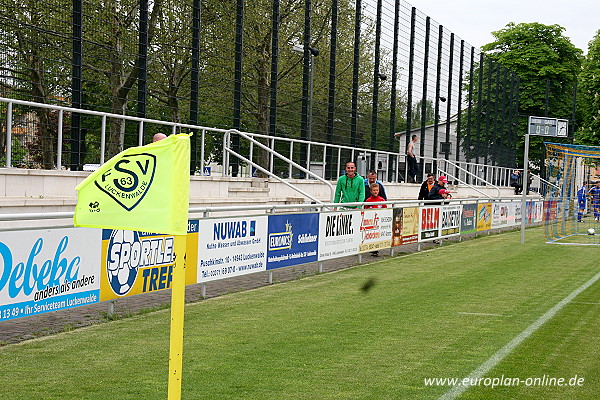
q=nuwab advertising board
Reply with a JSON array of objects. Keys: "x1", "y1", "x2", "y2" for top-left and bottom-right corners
[
  {"x1": 0, "y1": 228, "x2": 101, "y2": 321},
  {"x1": 197, "y1": 216, "x2": 268, "y2": 282}
]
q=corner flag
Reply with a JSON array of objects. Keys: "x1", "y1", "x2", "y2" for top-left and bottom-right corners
[{"x1": 74, "y1": 133, "x2": 191, "y2": 235}]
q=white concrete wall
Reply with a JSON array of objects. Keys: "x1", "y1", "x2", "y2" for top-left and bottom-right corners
[{"x1": 1, "y1": 167, "x2": 520, "y2": 207}]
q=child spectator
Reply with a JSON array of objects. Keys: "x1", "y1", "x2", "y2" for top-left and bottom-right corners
[
  {"x1": 365, "y1": 183, "x2": 387, "y2": 209},
  {"x1": 365, "y1": 183, "x2": 386, "y2": 256}
]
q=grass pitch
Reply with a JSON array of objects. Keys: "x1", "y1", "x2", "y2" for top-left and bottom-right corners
[{"x1": 1, "y1": 227, "x2": 599, "y2": 399}]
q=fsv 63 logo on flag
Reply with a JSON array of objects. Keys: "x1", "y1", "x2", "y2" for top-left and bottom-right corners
[{"x1": 93, "y1": 153, "x2": 156, "y2": 211}]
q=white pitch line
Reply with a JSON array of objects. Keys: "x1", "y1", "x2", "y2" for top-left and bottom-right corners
[
  {"x1": 458, "y1": 312, "x2": 512, "y2": 317},
  {"x1": 438, "y1": 269, "x2": 600, "y2": 400},
  {"x1": 571, "y1": 301, "x2": 600, "y2": 305}
]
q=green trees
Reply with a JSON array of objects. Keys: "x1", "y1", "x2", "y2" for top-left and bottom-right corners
[
  {"x1": 577, "y1": 30, "x2": 600, "y2": 146},
  {"x1": 480, "y1": 22, "x2": 582, "y2": 168}
]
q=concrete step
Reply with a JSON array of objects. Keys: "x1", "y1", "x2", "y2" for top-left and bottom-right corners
[{"x1": 227, "y1": 187, "x2": 270, "y2": 197}]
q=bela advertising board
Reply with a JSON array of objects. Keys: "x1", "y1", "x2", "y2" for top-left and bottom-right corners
[
  {"x1": 318, "y1": 210, "x2": 361, "y2": 260},
  {"x1": 358, "y1": 209, "x2": 393, "y2": 252},
  {"x1": 391, "y1": 207, "x2": 419, "y2": 246},
  {"x1": 197, "y1": 216, "x2": 268, "y2": 283},
  {"x1": 420, "y1": 206, "x2": 440, "y2": 241},
  {"x1": 0, "y1": 228, "x2": 101, "y2": 321},
  {"x1": 100, "y1": 221, "x2": 199, "y2": 301},
  {"x1": 266, "y1": 213, "x2": 319, "y2": 270}
]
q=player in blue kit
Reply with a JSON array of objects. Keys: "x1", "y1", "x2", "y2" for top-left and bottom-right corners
[
  {"x1": 577, "y1": 182, "x2": 588, "y2": 222},
  {"x1": 589, "y1": 182, "x2": 600, "y2": 221}
]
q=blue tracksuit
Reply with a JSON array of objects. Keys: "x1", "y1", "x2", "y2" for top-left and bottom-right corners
[
  {"x1": 590, "y1": 186, "x2": 600, "y2": 220},
  {"x1": 577, "y1": 185, "x2": 587, "y2": 221}
]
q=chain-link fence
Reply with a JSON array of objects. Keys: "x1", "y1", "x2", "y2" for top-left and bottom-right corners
[{"x1": 0, "y1": 0, "x2": 519, "y2": 175}]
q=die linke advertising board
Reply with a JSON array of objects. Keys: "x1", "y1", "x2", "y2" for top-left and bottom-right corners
[
  {"x1": 0, "y1": 228, "x2": 101, "y2": 321},
  {"x1": 267, "y1": 213, "x2": 319, "y2": 270},
  {"x1": 318, "y1": 210, "x2": 362, "y2": 260},
  {"x1": 358, "y1": 209, "x2": 393, "y2": 252},
  {"x1": 197, "y1": 216, "x2": 268, "y2": 282},
  {"x1": 100, "y1": 221, "x2": 199, "y2": 301}
]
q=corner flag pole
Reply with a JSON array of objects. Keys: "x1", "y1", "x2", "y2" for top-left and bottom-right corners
[
  {"x1": 167, "y1": 234, "x2": 187, "y2": 400},
  {"x1": 520, "y1": 133, "x2": 530, "y2": 244}
]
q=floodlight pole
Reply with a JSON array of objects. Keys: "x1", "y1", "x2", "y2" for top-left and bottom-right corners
[{"x1": 520, "y1": 133, "x2": 530, "y2": 244}]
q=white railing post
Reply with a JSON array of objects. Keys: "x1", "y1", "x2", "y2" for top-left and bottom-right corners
[
  {"x1": 200, "y1": 129, "x2": 206, "y2": 175},
  {"x1": 100, "y1": 115, "x2": 106, "y2": 165},
  {"x1": 138, "y1": 121, "x2": 144, "y2": 146},
  {"x1": 322, "y1": 145, "x2": 327, "y2": 179},
  {"x1": 270, "y1": 138, "x2": 275, "y2": 175},
  {"x1": 306, "y1": 143, "x2": 311, "y2": 178},
  {"x1": 56, "y1": 109, "x2": 63, "y2": 170},
  {"x1": 6, "y1": 101, "x2": 13, "y2": 167},
  {"x1": 289, "y1": 141, "x2": 293, "y2": 178},
  {"x1": 223, "y1": 130, "x2": 230, "y2": 177}
]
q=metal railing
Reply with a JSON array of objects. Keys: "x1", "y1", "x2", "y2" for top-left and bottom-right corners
[
  {"x1": 222, "y1": 129, "x2": 334, "y2": 203},
  {"x1": 437, "y1": 159, "x2": 501, "y2": 198},
  {"x1": 1, "y1": 97, "x2": 518, "y2": 192}
]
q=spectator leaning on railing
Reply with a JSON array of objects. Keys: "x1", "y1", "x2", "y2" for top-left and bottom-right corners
[{"x1": 418, "y1": 173, "x2": 436, "y2": 200}]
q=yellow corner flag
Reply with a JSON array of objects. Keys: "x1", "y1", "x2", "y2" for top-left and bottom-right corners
[{"x1": 74, "y1": 133, "x2": 191, "y2": 235}]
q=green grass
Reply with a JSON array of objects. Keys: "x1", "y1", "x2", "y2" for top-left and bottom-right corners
[{"x1": 1, "y1": 227, "x2": 599, "y2": 399}]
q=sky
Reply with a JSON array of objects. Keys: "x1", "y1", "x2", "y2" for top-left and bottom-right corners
[{"x1": 407, "y1": 0, "x2": 599, "y2": 53}]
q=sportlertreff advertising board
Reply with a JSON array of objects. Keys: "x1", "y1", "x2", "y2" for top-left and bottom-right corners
[{"x1": 100, "y1": 221, "x2": 199, "y2": 301}]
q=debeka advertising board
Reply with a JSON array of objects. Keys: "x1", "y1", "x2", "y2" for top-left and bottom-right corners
[
  {"x1": 267, "y1": 213, "x2": 319, "y2": 270},
  {"x1": 0, "y1": 228, "x2": 101, "y2": 321},
  {"x1": 197, "y1": 216, "x2": 267, "y2": 282},
  {"x1": 318, "y1": 210, "x2": 362, "y2": 260},
  {"x1": 100, "y1": 221, "x2": 199, "y2": 301},
  {"x1": 358, "y1": 209, "x2": 393, "y2": 252}
]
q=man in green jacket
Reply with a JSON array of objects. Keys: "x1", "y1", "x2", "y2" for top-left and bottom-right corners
[{"x1": 334, "y1": 162, "x2": 365, "y2": 208}]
